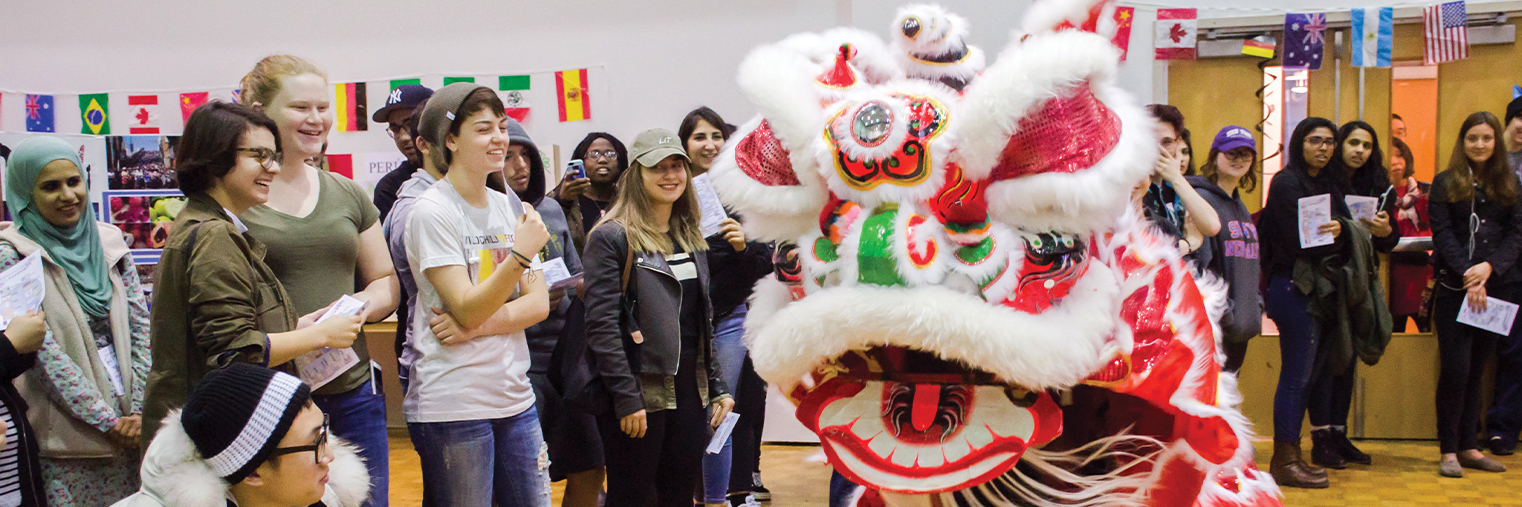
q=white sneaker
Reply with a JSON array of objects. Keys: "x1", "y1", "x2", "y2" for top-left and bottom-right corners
[{"x1": 730, "y1": 494, "x2": 763, "y2": 507}]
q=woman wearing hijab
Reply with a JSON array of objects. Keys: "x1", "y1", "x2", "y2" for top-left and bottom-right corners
[{"x1": 0, "y1": 137, "x2": 150, "y2": 506}]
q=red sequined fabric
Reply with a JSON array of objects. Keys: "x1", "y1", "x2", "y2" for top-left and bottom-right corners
[
  {"x1": 735, "y1": 120, "x2": 801, "y2": 186},
  {"x1": 991, "y1": 84, "x2": 1122, "y2": 180}
]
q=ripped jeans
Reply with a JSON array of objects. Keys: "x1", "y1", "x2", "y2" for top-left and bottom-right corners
[{"x1": 408, "y1": 407, "x2": 552, "y2": 507}]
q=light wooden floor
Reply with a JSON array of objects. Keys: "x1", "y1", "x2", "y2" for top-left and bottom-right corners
[{"x1": 387, "y1": 433, "x2": 1522, "y2": 506}]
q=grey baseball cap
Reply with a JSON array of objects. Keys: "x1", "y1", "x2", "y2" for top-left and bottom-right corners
[
  {"x1": 630, "y1": 128, "x2": 689, "y2": 167},
  {"x1": 418, "y1": 82, "x2": 490, "y2": 146}
]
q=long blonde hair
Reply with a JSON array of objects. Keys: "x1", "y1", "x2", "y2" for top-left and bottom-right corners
[
  {"x1": 595, "y1": 159, "x2": 708, "y2": 254},
  {"x1": 238, "y1": 55, "x2": 327, "y2": 108}
]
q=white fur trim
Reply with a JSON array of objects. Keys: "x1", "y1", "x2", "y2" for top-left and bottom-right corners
[
  {"x1": 738, "y1": 28, "x2": 902, "y2": 154},
  {"x1": 956, "y1": 30, "x2": 1122, "y2": 179},
  {"x1": 748, "y1": 264, "x2": 1120, "y2": 394},
  {"x1": 979, "y1": 81, "x2": 1156, "y2": 233},
  {"x1": 892, "y1": 4, "x2": 971, "y2": 56},
  {"x1": 127, "y1": 410, "x2": 371, "y2": 507},
  {"x1": 813, "y1": 80, "x2": 958, "y2": 208},
  {"x1": 1020, "y1": 0, "x2": 1112, "y2": 36},
  {"x1": 890, "y1": 203, "x2": 951, "y2": 286},
  {"x1": 896, "y1": 46, "x2": 987, "y2": 84},
  {"x1": 710, "y1": 116, "x2": 830, "y2": 242}
]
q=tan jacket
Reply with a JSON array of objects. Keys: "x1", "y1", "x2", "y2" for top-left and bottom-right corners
[
  {"x1": 0, "y1": 222, "x2": 141, "y2": 458},
  {"x1": 141, "y1": 195, "x2": 296, "y2": 444}
]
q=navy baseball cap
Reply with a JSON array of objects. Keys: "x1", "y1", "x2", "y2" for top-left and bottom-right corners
[
  {"x1": 372, "y1": 84, "x2": 434, "y2": 123},
  {"x1": 1212, "y1": 125, "x2": 1257, "y2": 153}
]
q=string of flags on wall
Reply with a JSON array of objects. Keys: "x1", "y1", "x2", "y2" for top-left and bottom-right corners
[
  {"x1": 1140, "y1": 0, "x2": 1474, "y2": 69},
  {"x1": 1, "y1": 69, "x2": 593, "y2": 136}
]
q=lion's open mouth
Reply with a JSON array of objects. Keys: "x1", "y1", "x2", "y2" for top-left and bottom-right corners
[{"x1": 795, "y1": 346, "x2": 1064, "y2": 494}]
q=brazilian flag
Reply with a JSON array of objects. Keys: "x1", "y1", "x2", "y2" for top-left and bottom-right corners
[{"x1": 80, "y1": 93, "x2": 109, "y2": 135}]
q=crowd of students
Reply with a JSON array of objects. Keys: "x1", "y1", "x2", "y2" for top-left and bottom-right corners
[
  {"x1": 1138, "y1": 98, "x2": 1522, "y2": 488},
  {"x1": 0, "y1": 51, "x2": 1520, "y2": 506}
]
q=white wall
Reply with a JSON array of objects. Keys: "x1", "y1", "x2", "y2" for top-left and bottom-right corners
[
  {"x1": 0, "y1": 0, "x2": 1184, "y2": 167},
  {"x1": 0, "y1": 0, "x2": 841, "y2": 162}
]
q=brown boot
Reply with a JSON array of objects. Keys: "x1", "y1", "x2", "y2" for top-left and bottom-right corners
[{"x1": 1270, "y1": 441, "x2": 1330, "y2": 489}]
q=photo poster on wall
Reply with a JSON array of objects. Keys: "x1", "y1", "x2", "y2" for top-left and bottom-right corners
[{"x1": 102, "y1": 134, "x2": 184, "y2": 267}]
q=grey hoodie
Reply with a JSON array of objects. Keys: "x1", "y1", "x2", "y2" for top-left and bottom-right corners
[
  {"x1": 505, "y1": 119, "x2": 582, "y2": 373},
  {"x1": 1187, "y1": 175, "x2": 1262, "y2": 346}
]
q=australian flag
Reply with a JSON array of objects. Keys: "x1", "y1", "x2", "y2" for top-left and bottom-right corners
[
  {"x1": 1283, "y1": 13, "x2": 1327, "y2": 70},
  {"x1": 24, "y1": 94, "x2": 55, "y2": 133}
]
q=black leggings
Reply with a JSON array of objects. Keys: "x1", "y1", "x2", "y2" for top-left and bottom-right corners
[
  {"x1": 599, "y1": 397, "x2": 710, "y2": 507},
  {"x1": 1433, "y1": 285, "x2": 1510, "y2": 454}
]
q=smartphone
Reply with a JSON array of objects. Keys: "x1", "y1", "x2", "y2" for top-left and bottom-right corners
[{"x1": 566, "y1": 159, "x2": 587, "y2": 181}]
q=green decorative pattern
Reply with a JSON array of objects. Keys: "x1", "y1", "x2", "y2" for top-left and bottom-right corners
[
  {"x1": 955, "y1": 236, "x2": 995, "y2": 265},
  {"x1": 857, "y1": 205, "x2": 905, "y2": 286}
]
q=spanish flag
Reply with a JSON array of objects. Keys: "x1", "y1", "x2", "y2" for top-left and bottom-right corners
[
  {"x1": 334, "y1": 82, "x2": 368, "y2": 131},
  {"x1": 555, "y1": 69, "x2": 591, "y2": 122}
]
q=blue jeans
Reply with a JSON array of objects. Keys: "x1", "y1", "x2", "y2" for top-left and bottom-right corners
[
  {"x1": 311, "y1": 379, "x2": 389, "y2": 507},
  {"x1": 701, "y1": 304, "x2": 749, "y2": 503},
  {"x1": 408, "y1": 408, "x2": 552, "y2": 507},
  {"x1": 1265, "y1": 276, "x2": 1319, "y2": 442}
]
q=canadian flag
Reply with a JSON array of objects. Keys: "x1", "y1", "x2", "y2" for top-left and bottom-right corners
[
  {"x1": 1154, "y1": 8, "x2": 1198, "y2": 60},
  {"x1": 125, "y1": 95, "x2": 161, "y2": 134}
]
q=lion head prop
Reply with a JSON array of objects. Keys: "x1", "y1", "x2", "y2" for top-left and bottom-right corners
[{"x1": 710, "y1": 1, "x2": 1283, "y2": 506}]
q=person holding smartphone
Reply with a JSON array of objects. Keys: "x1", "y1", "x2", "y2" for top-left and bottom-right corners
[{"x1": 554, "y1": 133, "x2": 629, "y2": 252}]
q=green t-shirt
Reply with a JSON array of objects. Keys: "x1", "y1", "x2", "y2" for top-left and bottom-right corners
[{"x1": 242, "y1": 170, "x2": 381, "y2": 395}]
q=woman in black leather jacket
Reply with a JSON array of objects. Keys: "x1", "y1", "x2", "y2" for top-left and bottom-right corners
[
  {"x1": 1429, "y1": 111, "x2": 1521, "y2": 478},
  {"x1": 582, "y1": 128, "x2": 734, "y2": 507}
]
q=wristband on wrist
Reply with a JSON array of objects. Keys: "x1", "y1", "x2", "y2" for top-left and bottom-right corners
[{"x1": 511, "y1": 249, "x2": 534, "y2": 267}]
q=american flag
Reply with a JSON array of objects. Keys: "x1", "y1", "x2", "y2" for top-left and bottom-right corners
[{"x1": 1424, "y1": 1, "x2": 1469, "y2": 65}]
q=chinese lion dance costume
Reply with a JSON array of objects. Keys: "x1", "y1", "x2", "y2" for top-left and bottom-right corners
[{"x1": 709, "y1": 1, "x2": 1283, "y2": 506}]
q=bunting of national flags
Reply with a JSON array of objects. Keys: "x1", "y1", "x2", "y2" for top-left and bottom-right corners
[
  {"x1": 1139, "y1": 2, "x2": 1471, "y2": 68},
  {"x1": 0, "y1": 72, "x2": 577, "y2": 136}
]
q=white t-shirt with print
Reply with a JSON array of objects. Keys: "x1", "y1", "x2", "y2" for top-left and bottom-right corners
[{"x1": 403, "y1": 178, "x2": 534, "y2": 423}]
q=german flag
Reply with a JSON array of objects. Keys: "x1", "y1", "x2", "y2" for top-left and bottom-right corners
[
  {"x1": 555, "y1": 69, "x2": 590, "y2": 122},
  {"x1": 334, "y1": 82, "x2": 368, "y2": 131}
]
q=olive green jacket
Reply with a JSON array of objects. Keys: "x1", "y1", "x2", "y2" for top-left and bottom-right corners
[{"x1": 141, "y1": 194, "x2": 297, "y2": 444}]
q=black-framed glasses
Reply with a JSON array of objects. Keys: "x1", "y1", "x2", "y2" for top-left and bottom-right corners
[
  {"x1": 587, "y1": 150, "x2": 618, "y2": 161},
  {"x1": 1304, "y1": 137, "x2": 1336, "y2": 148},
  {"x1": 385, "y1": 123, "x2": 409, "y2": 139},
  {"x1": 269, "y1": 413, "x2": 328, "y2": 464},
  {"x1": 236, "y1": 148, "x2": 281, "y2": 170}
]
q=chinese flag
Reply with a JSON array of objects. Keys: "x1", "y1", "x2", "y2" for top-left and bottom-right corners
[
  {"x1": 1113, "y1": 7, "x2": 1135, "y2": 60},
  {"x1": 180, "y1": 92, "x2": 209, "y2": 124},
  {"x1": 555, "y1": 69, "x2": 591, "y2": 122}
]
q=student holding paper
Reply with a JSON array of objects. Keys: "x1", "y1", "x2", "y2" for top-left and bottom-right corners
[
  {"x1": 403, "y1": 83, "x2": 553, "y2": 506},
  {"x1": 1257, "y1": 117, "x2": 1346, "y2": 489},
  {"x1": 679, "y1": 107, "x2": 774, "y2": 507},
  {"x1": 583, "y1": 128, "x2": 734, "y2": 507},
  {"x1": 143, "y1": 102, "x2": 363, "y2": 448},
  {"x1": 237, "y1": 56, "x2": 398, "y2": 506},
  {"x1": 0, "y1": 137, "x2": 151, "y2": 506},
  {"x1": 1429, "y1": 111, "x2": 1521, "y2": 477},
  {"x1": 1303, "y1": 120, "x2": 1402, "y2": 470}
]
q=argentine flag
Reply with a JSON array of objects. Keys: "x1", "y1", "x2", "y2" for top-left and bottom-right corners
[{"x1": 1352, "y1": 7, "x2": 1394, "y2": 67}]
